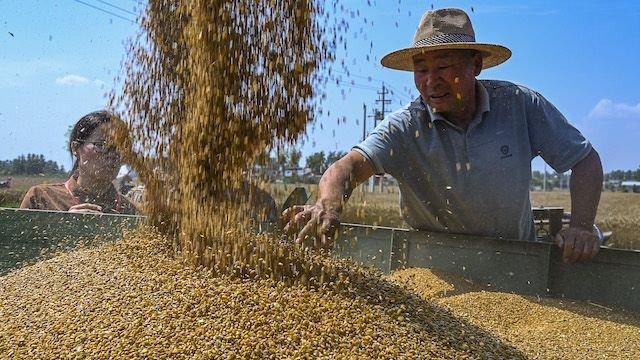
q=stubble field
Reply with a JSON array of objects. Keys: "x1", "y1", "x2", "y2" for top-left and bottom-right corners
[{"x1": 270, "y1": 184, "x2": 640, "y2": 250}]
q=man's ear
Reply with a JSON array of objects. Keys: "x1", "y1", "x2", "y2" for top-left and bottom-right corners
[{"x1": 473, "y1": 53, "x2": 483, "y2": 76}]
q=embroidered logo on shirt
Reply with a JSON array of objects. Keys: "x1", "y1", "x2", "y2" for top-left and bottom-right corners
[{"x1": 500, "y1": 145, "x2": 513, "y2": 159}]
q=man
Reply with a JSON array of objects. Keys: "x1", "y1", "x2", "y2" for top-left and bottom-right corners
[{"x1": 283, "y1": 8, "x2": 603, "y2": 263}]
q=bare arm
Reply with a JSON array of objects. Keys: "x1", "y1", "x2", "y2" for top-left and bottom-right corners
[
  {"x1": 282, "y1": 150, "x2": 375, "y2": 246},
  {"x1": 569, "y1": 148, "x2": 603, "y2": 230},
  {"x1": 555, "y1": 148, "x2": 604, "y2": 262},
  {"x1": 316, "y1": 150, "x2": 375, "y2": 213}
]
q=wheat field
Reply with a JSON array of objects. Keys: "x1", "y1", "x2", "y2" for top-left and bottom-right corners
[{"x1": 270, "y1": 184, "x2": 640, "y2": 250}]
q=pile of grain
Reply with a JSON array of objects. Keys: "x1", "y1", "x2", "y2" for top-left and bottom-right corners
[
  {"x1": 390, "y1": 268, "x2": 640, "y2": 359},
  {"x1": 0, "y1": 228, "x2": 525, "y2": 359},
  {"x1": 4, "y1": 0, "x2": 638, "y2": 357}
]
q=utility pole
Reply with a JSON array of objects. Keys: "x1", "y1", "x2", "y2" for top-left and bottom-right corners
[
  {"x1": 543, "y1": 163, "x2": 547, "y2": 192},
  {"x1": 369, "y1": 84, "x2": 392, "y2": 193},
  {"x1": 375, "y1": 84, "x2": 391, "y2": 127},
  {"x1": 362, "y1": 103, "x2": 367, "y2": 141}
]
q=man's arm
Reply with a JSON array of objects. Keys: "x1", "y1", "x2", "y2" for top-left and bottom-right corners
[
  {"x1": 555, "y1": 148, "x2": 604, "y2": 262},
  {"x1": 282, "y1": 150, "x2": 375, "y2": 245},
  {"x1": 317, "y1": 151, "x2": 376, "y2": 213}
]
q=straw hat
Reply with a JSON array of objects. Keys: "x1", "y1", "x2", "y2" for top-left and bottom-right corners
[{"x1": 381, "y1": 8, "x2": 511, "y2": 71}]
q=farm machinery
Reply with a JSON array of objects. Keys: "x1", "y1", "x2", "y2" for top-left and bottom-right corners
[{"x1": 2, "y1": 187, "x2": 639, "y2": 312}]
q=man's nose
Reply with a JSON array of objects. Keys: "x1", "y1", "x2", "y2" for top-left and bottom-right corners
[{"x1": 424, "y1": 70, "x2": 442, "y2": 88}]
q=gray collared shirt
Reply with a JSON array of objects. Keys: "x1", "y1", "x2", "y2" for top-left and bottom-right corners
[{"x1": 353, "y1": 80, "x2": 592, "y2": 241}]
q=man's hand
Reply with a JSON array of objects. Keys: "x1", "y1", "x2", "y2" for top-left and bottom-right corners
[
  {"x1": 555, "y1": 227, "x2": 600, "y2": 263},
  {"x1": 68, "y1": 203, "x2": 103, "y2": 214},
  {"x1": 282, "y1": 204, "x2": 341, "y2": 248}
]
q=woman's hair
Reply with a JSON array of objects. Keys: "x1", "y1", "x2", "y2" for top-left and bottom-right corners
[{"x1": 68, "y1": 110, "x2": 114, "y2": 174}]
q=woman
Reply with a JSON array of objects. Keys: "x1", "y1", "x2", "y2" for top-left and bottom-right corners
[{"x1": 20, "y1": 111, "x2": 138, "y2": 215}]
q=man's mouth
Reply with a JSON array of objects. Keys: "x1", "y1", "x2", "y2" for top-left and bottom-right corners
[{"x1": 430, "y1": 92, "x2": 449, "y2": 100}]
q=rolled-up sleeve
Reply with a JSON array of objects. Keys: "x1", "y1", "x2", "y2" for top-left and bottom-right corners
[
  {"x1": 352, "y1": 113, "x2": 406, "y2": 176},
  {"x1": 527, "y1": 90, "x2": 592, "y2": 173}
]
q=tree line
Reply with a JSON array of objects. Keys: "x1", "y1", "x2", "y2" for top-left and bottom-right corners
[
  {"x1": 276, "y1": 150, "x2": 640, "y2": 182},
  {"x1": 255, "y1": 149, "x2": 347, "y2": 174},
  {"x1": 0, "y1": 154, "x2": 66, "y2": 175}
]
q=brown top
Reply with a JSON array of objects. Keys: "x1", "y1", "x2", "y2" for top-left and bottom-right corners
[{"x1": 20, "y1": 177, "x2": 138, "y2": 215}]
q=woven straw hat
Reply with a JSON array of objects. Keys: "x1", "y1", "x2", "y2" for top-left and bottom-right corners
[{"x1": 381, "y1": 8, "x2": 511, "y2": 71}]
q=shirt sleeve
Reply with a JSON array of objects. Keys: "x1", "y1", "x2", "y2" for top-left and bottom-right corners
[
  {"x1": 352, "y1": 112, "x2": 407, "y2": 176},
  {"x1": 526, "y1": 90, "x2": 592, "y2": 173},
  {"x1": 20, "y1": 186, "x2": 40, "y2": 209}
]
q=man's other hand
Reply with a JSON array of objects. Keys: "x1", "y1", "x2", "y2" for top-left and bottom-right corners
[
  {"x1": 554, "y1": 227, "x2": 600, "y2": 263},
  {"x1": 281, "y1": 204, "x2": 341, "y2": 248}
]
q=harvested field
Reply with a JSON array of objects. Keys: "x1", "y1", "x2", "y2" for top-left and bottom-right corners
[
  {"x1": 271, "y1": 184, "x2": 640, "y2": 250},
  {"x1": 0, "y1": 175, "x2": 67, "y2": 208},
  {"x1": 530, "y1": 191, "x2": 640, "y2": 250},
  {"x1": 1, "y1": 229, "x2": 527, "y2": 359},
  {"x1": 389, "y1": 268, "x2": 640, "y2": 359}
]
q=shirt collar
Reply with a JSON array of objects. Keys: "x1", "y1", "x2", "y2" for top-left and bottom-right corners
[{"x1": 410, "y1": 80, "x2": 491, "y2": 123}]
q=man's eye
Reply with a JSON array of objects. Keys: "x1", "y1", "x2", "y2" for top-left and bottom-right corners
[{"x1": 438, "y1": 65, "x2": 450, "y2": 70}]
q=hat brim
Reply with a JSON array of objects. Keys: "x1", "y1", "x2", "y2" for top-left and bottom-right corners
[{"x1": 381, "y1": 43, "x2": 511, "y2": 71}]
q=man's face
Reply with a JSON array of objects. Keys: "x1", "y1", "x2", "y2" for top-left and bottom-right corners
[{"x1": 413, "y1": 49, "x2": 482, "y2": 114}]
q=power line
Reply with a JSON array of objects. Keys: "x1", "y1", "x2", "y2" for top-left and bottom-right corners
[
  {"x1": 332, "y1": 69, "x2": 414, "y2": 101},
  {"x1": 324, "y1": 76, "x2": 380, "y2": 91},
  {"x1": 326, "y1": 78, "x2": 410, "y2": 106},
  {"x1": 335, "y1": 81, "x2": 379, "y2": 92},
  {"x1": 94, "y1": 0, "x2": 138, "y2": 16},
  {"x1": 71, "y1": 0, "x2": 135, "y2": 23}
]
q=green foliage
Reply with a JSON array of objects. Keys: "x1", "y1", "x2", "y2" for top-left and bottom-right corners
[
  {"x1": 606, "y1": 168, "x2": 640, "y2": 181},
  {"x1": 287, "y1": 148, "x2": 302, "y2": 168},
  {"x1": 0, "y1": 154, "x2": 67, "y2": 175},
  {"x1": 305, "y1": 151, "x2": 325, "y2": 175},
  {"x1": 326, "y1": 150, "x2": 346, "y2": 166}
]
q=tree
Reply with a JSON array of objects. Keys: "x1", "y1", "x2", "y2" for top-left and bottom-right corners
[
  {"x1": 287, "y1": 148, "x2": 302, "y2": 168},
  {"x1": 275, "y1": 148, "x2": 287, "y2": 170},
  {"x1": 306, "y1": 151, "x2": 325, "y2": 175},
  {"x1": 325, "y1": 150, "x2": 346, "y2": 168},
  {"x1": 0, "y1": 154, "x2": 66, "y2": 175}
]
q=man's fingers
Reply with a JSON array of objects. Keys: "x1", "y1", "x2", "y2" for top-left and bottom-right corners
[
  {"x1": 580, "y1": 234, "x2": 599, "y2": 261},
  {"x1": 590, "y1": 237, "x2": 601, "y2": 260},
  {"x1": 578, "y1": 240, "x2": 593, "y2": 262},
  {"x1": 554, "y1": 232, "x2": 564, "y2": 248},
  {"x1": 571, "y1": 238, "x2": 587, "y2": 263},
  {"x1": 562, "y1": 232, "x2": 576, "y2": 263},
  {"x1": 293, "y1": 210, "x2": 312, "y2": 225},
  {"x1": 283, "y1": 207, "x2": 310, "y2": 234},
  {"x1": 296, "y1": 220, "x2": 317, "y2": 245},
  {"x1": 281, "y1": 205, "x2": 304, "y2": 220},
  {"x1": 319, "y1": 218, "x2": 337, "y2": 246}
]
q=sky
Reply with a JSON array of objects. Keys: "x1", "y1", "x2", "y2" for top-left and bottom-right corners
[{"x1": 1, "y1": 0, "x2": 639, "y2": 173}]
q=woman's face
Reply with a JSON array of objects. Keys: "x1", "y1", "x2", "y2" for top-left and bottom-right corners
[{"x1": 73, "y1": 124, "x2": 122, "y2": 181}]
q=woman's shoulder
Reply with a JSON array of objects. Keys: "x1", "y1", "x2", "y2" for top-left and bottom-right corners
[
  {"x1": 24, "y1": 183, "x2": 67, "y2": 198},
  {"x1": 20, "y1": 182, "x2": 71, "y2": 210}
]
